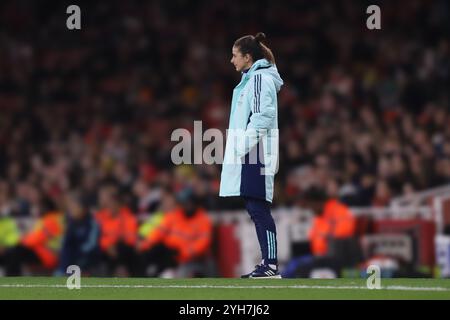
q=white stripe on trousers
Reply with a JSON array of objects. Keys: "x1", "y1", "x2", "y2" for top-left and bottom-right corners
[{"x1": 266, "y1": 230, "x2": 276, "y2": 259}]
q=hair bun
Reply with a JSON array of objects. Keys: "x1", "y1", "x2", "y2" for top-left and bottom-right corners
[{"x1": 255, "y1": 32, "x2": 266, "y2": 42}]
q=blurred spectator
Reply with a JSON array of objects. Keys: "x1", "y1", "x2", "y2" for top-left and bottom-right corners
[
  {"x1": 132, "y1": 178, "x2": 165, "y2": 215},
  {"x1": 138, "y1": 188, "x2": 212, "y2": 277},
  {"x1": 308, "y1": 189, "x2": 356, "y2": 257},
  {"x1": 0, "y1": 183, "x2": 20, "y2": 274},
  {"x1": 0, "y1": 0, "x2": 447, "y2": 215},
  {"x1": 56, "y1": 192, "x2": 100, "y2": 276},
  {"x1": 282, "y1": 187, "x2": 360, "y2": 278},
  {"x1": 95, "y1": 185, "x2": 139, "y2": 276},
  {"x1": 3, "y1": 198, "x2": 63, "y2": 276},
  {"x1": 137, "y1": 186, "x2": 177, "y2": 247}
]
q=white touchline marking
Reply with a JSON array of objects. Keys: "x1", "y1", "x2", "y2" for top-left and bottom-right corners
[{"x1": 0, "y1": 284, "x2": 449, "y2": 292}]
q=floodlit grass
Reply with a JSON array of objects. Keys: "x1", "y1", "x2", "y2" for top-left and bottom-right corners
[{"x1": 0, "y1": 277, "x2": 450, "y2": 300}]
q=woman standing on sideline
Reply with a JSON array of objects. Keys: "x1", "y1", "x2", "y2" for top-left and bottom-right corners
[{"x1": 219, "y1": 33, "x2": 283, "y2": 278}]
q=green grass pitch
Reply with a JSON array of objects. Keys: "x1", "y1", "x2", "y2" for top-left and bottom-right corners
[{"x1": 0, "y1": 277, "x2": 450, "y2": 300}]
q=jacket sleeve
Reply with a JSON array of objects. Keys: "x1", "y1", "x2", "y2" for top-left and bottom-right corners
[{"x1": 236, "y1": 73, "x2": 276, "y2": 157}]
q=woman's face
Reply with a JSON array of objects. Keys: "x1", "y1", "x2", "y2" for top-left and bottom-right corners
[{"x1": 231, "y1": 46, "x2": 252, "y2": 72}]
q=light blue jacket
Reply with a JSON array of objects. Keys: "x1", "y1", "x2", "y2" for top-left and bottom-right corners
[{"x1": 219, "y1": 59, "x2": 283, "y2": 203}]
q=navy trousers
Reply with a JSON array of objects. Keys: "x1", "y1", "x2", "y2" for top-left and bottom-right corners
[{"x1": 243, "y1": 196, "x2": 278, "y2": 265}]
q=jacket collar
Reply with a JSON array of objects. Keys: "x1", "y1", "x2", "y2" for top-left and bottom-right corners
[{"x1": 241, "y1": 59, "x2": 272, "y2": 78}]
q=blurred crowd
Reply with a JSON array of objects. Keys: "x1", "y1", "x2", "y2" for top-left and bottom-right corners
[
  {"x1": 0, "y1": 183, "x2": 213, "y2": 277},
  {"x1": 0, "y1": 0, "x2": 449, "y2": 275}
]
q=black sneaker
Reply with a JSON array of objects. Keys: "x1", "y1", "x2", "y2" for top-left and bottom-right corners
[
  {"x1": 241, "y1": 265, "x2": 261, "y2": 278},
  {"x1": 241, "y1": 264, "x2": 282, "y2": 279}
]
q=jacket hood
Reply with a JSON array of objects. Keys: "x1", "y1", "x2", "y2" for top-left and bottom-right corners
[{"x1": 246, "y1": 59, "x2": 284, "y2": 92}]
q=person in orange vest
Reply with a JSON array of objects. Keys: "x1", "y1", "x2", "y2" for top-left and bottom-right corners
[
  {"x1": 4, "y1": 197, "x2": 64, "y2": 276},
  {"x1": 138, "y1": 187, "x2": 212, "y2": 277},
  {"x1": 95, "y1": 184, "x2": 139, "y2": 276},
  {"x1": 282, "y1": 187, "x2": 357, "y2": 278},
  {"x1": 309, "y1": 191, "x2": 356, "y2": 257}
]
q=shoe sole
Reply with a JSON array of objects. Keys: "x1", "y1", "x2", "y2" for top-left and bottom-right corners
[{"x1": 249, "y1": 275, "x2": 282, "y2": 279}]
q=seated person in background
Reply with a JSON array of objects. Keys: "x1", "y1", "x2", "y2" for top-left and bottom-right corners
[
  {"x1": 309, "y1": 188, "x2": 356, "y2": 257},
  {"x1": 3, "y1": 197, "x2": 64, "y2": 276},
  {"x1": 137, "y1": 186, "x2": 177, "y2": 252},
  {"x1": 138, "y1": 187, "x2": 212, "y2": 277},
  {"x1": 0, "y1": 208, "x2": 20, "y2": 274},
  {"x1": 282, "y1": 187, "x2": 358, "y2": 278},
  {"x1": 56, "y1": 192, "x2": 100, "y2": 276},
  {"x1": 95, "y1": 184, "x2": 139, "y2": 277}
]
